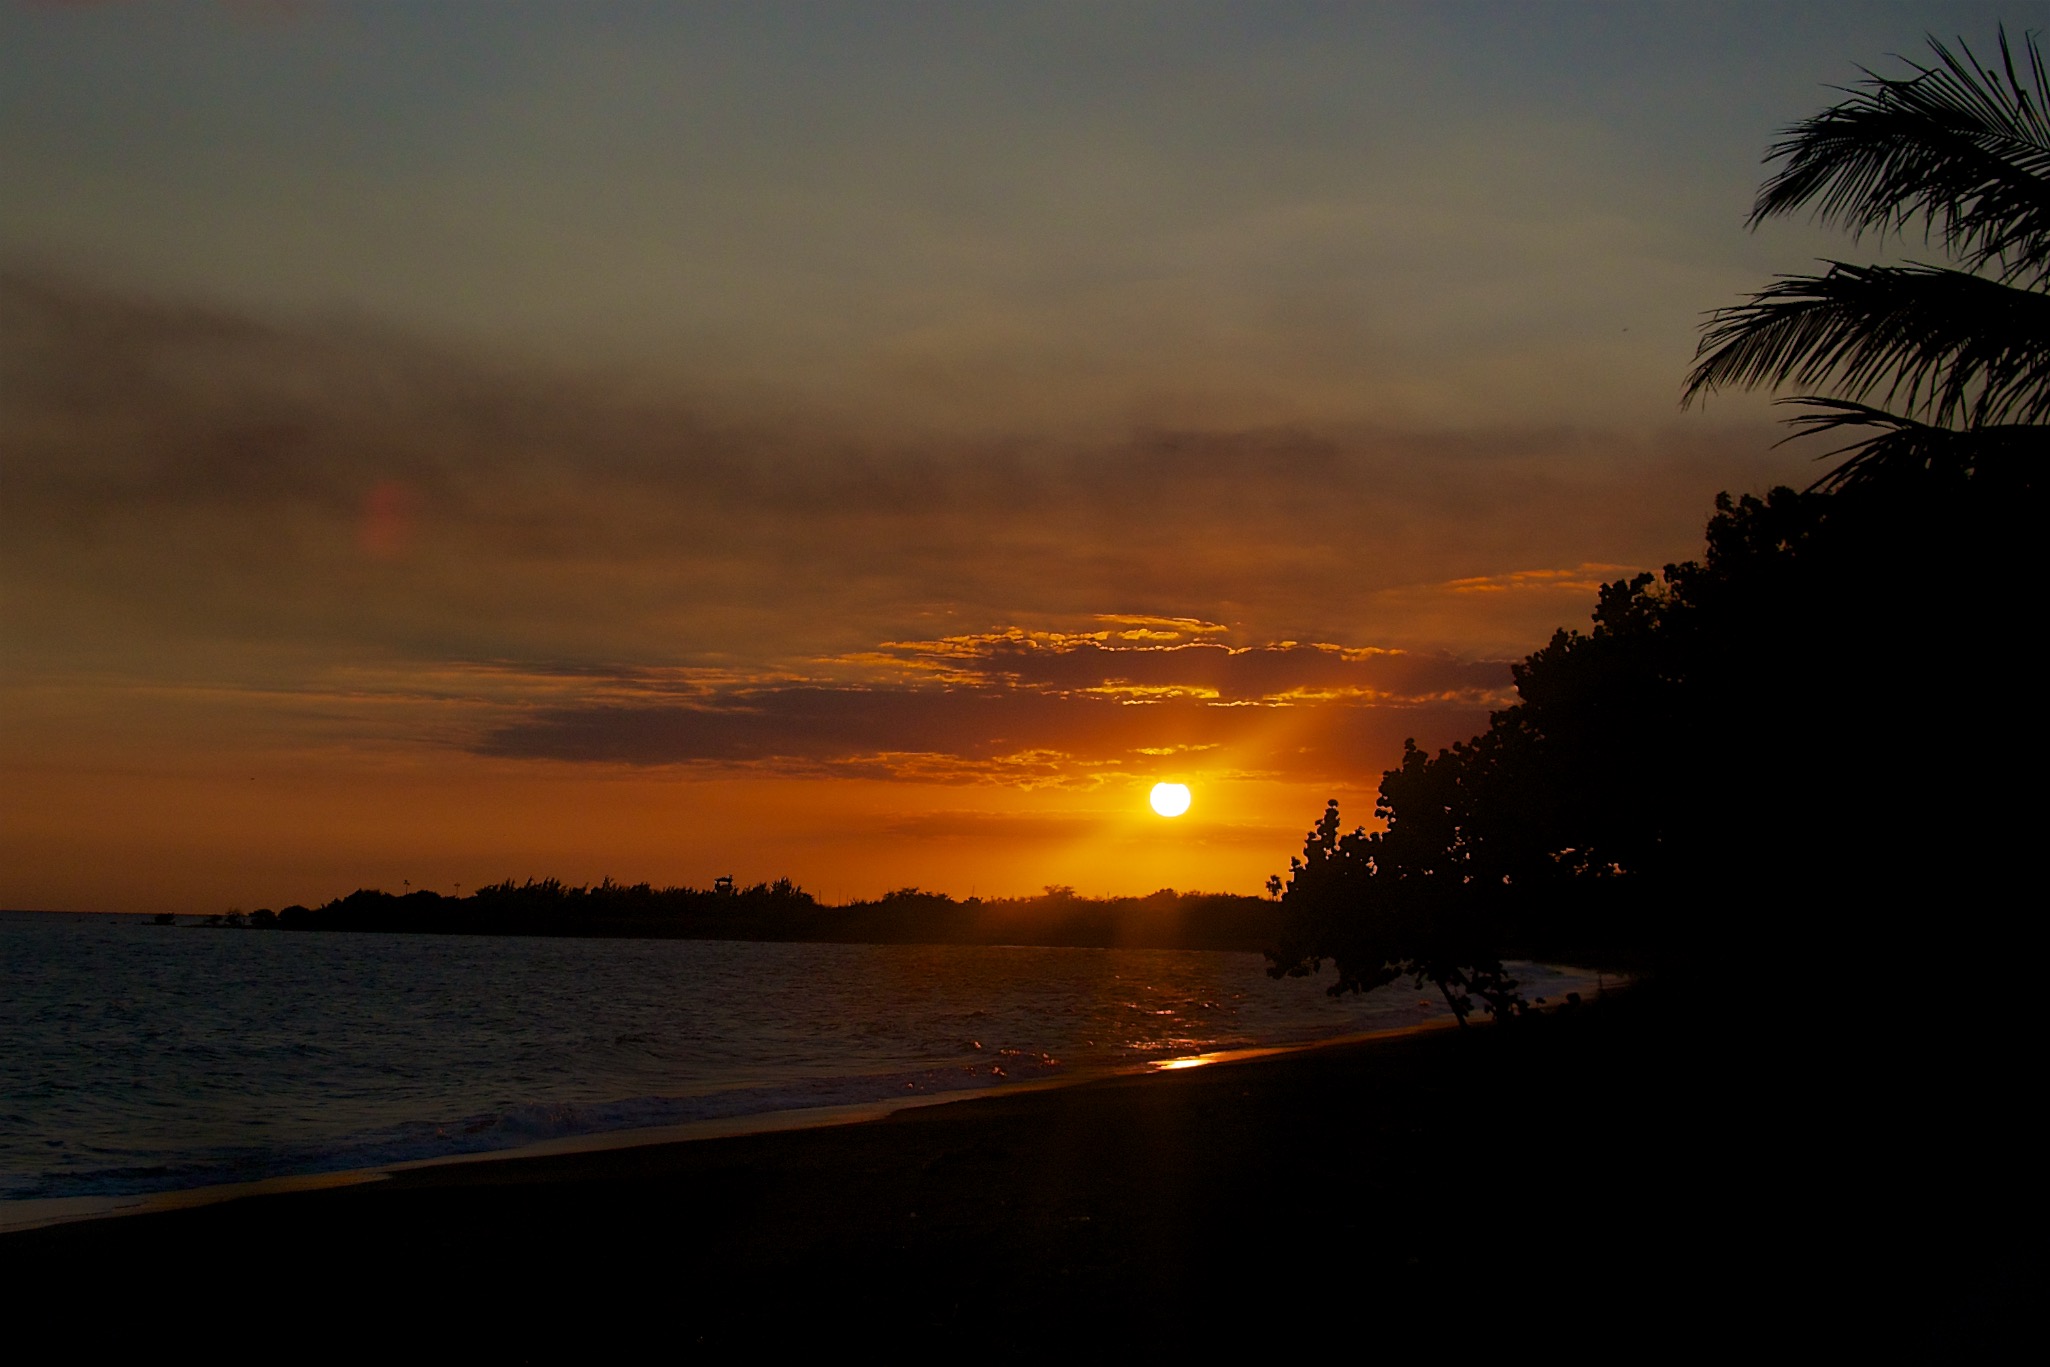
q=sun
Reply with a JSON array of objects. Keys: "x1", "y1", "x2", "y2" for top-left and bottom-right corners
[{"x1": 1149, "y1": 782, "x2": 1192, "y2": 818}]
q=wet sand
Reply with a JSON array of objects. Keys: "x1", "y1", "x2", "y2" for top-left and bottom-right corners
[{"x1": 1, "y1": 992, "x2": 2027, "y2": 1353}]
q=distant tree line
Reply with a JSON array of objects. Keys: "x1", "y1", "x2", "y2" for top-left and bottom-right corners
[
  {"x1": 279, "y1": 876, "x2": 816, "y2": 936},
  {"x1": 266, "y1": 878, "x2": 1284, "y2": 952}
]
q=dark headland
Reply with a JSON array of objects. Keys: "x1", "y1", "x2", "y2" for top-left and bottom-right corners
[{"x1": 226, "y1": 881, "x2": 1295, "y2": 954}]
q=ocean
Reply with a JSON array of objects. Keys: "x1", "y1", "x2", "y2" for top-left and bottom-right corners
[{"x1": 0, "y1": 910, "x2": 1605, "y2": 1223}]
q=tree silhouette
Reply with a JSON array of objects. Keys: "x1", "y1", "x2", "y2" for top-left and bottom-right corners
[
  {"x1": 1264, "y1": 472, "x2": 2037, "y2": 1006},
  {"x1": 1266, "y1": 796, "x2": 1523, "y2": 1028},
  {"x1": 1273, "y1": 32, "x2": 2050, "y2": 1022},
  {"x1": 1684, "y1": 28, "x2": 2050, "y2": 491}
]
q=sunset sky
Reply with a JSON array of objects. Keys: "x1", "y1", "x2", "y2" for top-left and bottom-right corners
[{"x1": 2, "y1": 1, "x2": 2023, "y2": 913}]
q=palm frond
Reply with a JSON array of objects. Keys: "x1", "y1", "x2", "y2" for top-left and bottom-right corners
[
  {"x1": 1752, "y1": 27, "x2": 2050, "y2": 282},
  {"x1": 1774, "y1": 398, "x2": 2042, "y2": 492},
  {"x1": 1684, "y1": 261, "x2": 2050, "y2": 426}
]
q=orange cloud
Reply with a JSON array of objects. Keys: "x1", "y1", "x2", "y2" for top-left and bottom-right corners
[
  {"x1": 856, "y1": 632, "x2": 1508, "y2": 705},
  {"x1": 1, "y1": 268, "x2": 1791, "y2": 910},
  {"x1": 1439, "y1": 564, "x2": 1635, "y2": 595},
  {"x1": 473, "y1": 624, "x2": 1503, "y2": 788}
]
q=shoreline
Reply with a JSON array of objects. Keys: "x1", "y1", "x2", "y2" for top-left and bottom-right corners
[
  {"x1": 1, "y1": 991, "x2": 2029, "y2": 1350},
  {"x1": 0, "y1": 1019, "x2": 1460, "y2": 1237}
]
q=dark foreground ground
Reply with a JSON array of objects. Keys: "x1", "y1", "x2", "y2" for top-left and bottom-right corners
[{"x1": 4, "y1": 990, "x2": 2031, "y2": 1356}]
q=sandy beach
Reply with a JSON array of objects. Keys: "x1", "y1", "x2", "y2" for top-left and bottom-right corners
[{"x1": 3, "y1": 992, "x2": 2027, "y2": 1354}]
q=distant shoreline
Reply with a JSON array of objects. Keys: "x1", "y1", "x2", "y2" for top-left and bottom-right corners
[
  {"x1": 5, "y1": 887, "x2": 1293, "y2": 954},
  {"x1": 0, "y1": 1021, "x2": 1462, "y2": 1238},
  {"x1": 2, "y1": 900, "x2": 1633, "y2": 969}
]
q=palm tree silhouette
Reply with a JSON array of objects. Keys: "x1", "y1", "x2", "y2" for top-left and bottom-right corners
[{"x1": 1684, "y1": 28, "x2": 2049, "y2": 491}]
